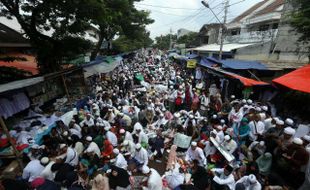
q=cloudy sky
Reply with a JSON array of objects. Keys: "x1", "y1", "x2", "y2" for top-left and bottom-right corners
[{"x1": 135, "y1": 0, "x2": 263, "y2": 38}]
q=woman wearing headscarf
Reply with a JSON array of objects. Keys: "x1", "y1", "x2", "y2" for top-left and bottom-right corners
[
  {"x1": 102, "y1": 139, "x2": 113, "y2": 159},
  {"x1": 166, "y1": 145, "x2": 178, "y2": 171},
  {"x1": 256, "y1": 152, "x2": 272, "y2": 176},
  {"x1": 233, "y1": 117, "x2": 250, "y2": 145},
  {"x1": 108, "y1": 165, "x2": 131, "y2": 189}
]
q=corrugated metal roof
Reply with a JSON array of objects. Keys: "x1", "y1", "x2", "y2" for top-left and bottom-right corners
[
  {"x1": 261, "y1": 61, "x2": 308, "y2": 70},
  {"x1": 192, "y1": 43, "x2": 257, "y2": 52},
  {"x1": 0, "y1": 77, "x2": 44, "y2": 94}
]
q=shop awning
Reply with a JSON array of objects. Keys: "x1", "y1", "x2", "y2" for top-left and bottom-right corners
[
  {"x1": 272, "y1": 64, "x2": 310, "y2": 93},
  {"x1": 186, "y1": 54, "x2": 199, "y2": 59},
  {"x1": 0, "y1": 77, "x2": 44, "y2": 94},
  {"x1": 221, "y1": 59, "x2": 268, "y2": 70},
  {"x1": 191, "y1": 43, "x2": 256, "y2": 52},
  {"x1": 199, "y1": 63, "x2": 268, "y2": 87}
]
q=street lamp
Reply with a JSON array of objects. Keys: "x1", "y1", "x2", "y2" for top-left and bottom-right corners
[{"x1": 201, "y1": 0, "x2": 228, "y2": 60}]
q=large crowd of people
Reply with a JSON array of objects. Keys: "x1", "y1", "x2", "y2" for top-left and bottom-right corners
[{"x1": 2, "y1": 51, "x2": 310, "y2": 190}]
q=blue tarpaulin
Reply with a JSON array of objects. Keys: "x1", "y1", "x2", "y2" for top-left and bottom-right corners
[
  {"x1": 221, "y1": 59, "x2": 268, "y2": 70},
  {"x1": 186, "y1": 54, "x2": 199, "y2": 59},
  {"x1": 200, "y1": 57, "x2": 219, "y2": 67}
]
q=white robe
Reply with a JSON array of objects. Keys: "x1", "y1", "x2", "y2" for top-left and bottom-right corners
[
  {"x1": 106, "y1": 131, "x2": 118, "y2": 147},
  {"x1": 143, "y1": 169, "x2": 163, "y2": 190},
  {"x1": 114, "y1": 153, "x2": 128, "y2": 169},
  {"x1": 134, "y1": 148, "x2": 148, "y2": 166},
  {"x1": 40, "y1": 161, "x2": 55, "y2": 181},
  {"x1": 185, "y1": 147, "x2": 206, "y2": 166},
  {"x1": 22, "y1": 160, "x2": 45, "y2": 182}
]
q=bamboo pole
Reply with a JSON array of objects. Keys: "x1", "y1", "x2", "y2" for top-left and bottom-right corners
[
  {"x1": 0, "y1": 117, "x2": 23, "y2": 170},
  {"x1": 61, "y1": 74, "x2": 71, "y2": 104}
]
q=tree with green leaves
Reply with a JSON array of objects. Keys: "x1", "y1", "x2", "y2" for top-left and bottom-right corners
[
  {"x1": 154, "y1": 34, "x2": 177, "y2": 50},
  {"x1": 177, "y1": 32, "x2": 200, "y2": 48},
  {"x1": 90, "y1": 0, "x2": 154, "y2": 60},
  {"x1": 290, "y1": 0, "x2": 310, "y2": 57},
  {"x1": 0, "y1": 0, "x2": 105, "y2": 73},
  {"x1": 113, "y1": 29, "x2": 153, "y2": 52}
]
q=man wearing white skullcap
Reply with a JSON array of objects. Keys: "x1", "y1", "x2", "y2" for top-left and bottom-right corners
[
  {"x1": 119, "y1": 128, "x2": 133, "y2": 142},
  {"x1": 278, "y1": 127, "x2": 296, "y2": 150},
  {"x1": 22, "y1": 157, "x2": 45, "y2": 182},
  {"x1": 236, "y1": 174, "x2": 261, "y2": 190},
  {"x1": 104, "y1": 126, "x2": 118, "y2": 147},
  {"x1": 121, "y1": 140, "x2": 136, "y2": 157},
  {"x1": 248, "y1": 141, "x2": 266, "y2": 161},
  {"x1": 223, "y1": 135, "x2": 238, "y2": 154},
  {"x1": 133, "y1": 143, "x2": 149, "y2": 170},
  {"x1": 228, "y1": 103, "x2": 244, "y2": 130},
  {"x1": 185, "y1": 141, "x2": 206, "y2": 166},
  {"x1": 249, "y1": 114, "x2": 265, "y2": 142},
  {"x1": 113, "y1": 148, "x2": 127, "y2": 169},
  {"x1": 141, "y1": 165, "x2": 163, "y2": 190},
  {"x1": 285, "y1": 118, "x2": 294, "y2": 127},
  {"x1": 85, "y1": 136, "x2": 101, "y2": 157},
  {"x1": 40, "y1": 157, "x2": 56, "y2": 181},
  {"x1": 281, "y1": 137, "x2": 309, "y2": 180}
]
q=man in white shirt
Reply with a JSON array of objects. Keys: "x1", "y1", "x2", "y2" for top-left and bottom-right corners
[
  {"x1": 40, "y1": 157, "x2": 56, "y2": 181},
  {"x1": 134, "y1": 143, "x2": 148, "y2": 170},
  {"x1": 22, "y1": 158, "x2": 45, "y2": 182},
  {"x1": 122, "y1": 140, "x2": 136, "y2": 157},
  {"x1": 119, "y1": 129, "x2": 133, "y2": 142},
  {"x1": 211, "y1": 165, "x2": 235, "y2": 190},
  {"x1": 222, "y1": 135, "x2": 238, "y2": 154},
  {"x1": 61, "y1": 144, "x2": 79, "y2": 166},
  {"x1": 228, "y1": 103, "x2": 243, "y2": 127},
  {"x1": 185, "y1": 142, "x2": 207, "y2": 166},
  {"x1": 235, "y1": 174, "x2": 262, "y2": 190},
  {"x1": 105, "y1": 127, "x2": 118, "y2": 147},
  {"x1": 141, "y1": 166, "x2": 163, "y2": 190},
  {"x1": 249, "y1": 114, "x2": 265, "y2": 142},
  {"x1": 85, "y1": 136, "x2": 101, "y2": 157},
  {"x1": 112, "y1": 148, "x2": 128, "y2": 169},
  {"x1": 79, "y1": 113, "x2": 95, "y2": 127}
]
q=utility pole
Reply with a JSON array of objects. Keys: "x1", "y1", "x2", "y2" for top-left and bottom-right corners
[{"x1": 219, "y1": 0, "x2": 229, "y2": 60}]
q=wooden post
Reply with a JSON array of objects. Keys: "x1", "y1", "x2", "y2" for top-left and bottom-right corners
[
  {"x1": 0, "y1": 117, "x2": 24, "y2": 170},
  {"x1": 61, "y1": 74, "x2": 71, "y2": 104}
]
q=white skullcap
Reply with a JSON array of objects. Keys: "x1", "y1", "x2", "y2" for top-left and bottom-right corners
[
  {"x1": 86, "y1": 147, "x2": 94, "y2": 153},
  {"x1": 142, "y1": 165, "x2": 150, "y2": 174},
  {"x1": 160, "y1": 113, "x2": 164, "y2": 117},
  {"x1": 191, "y1": 142, "x2": 197, "y2": 146},
  {"x1": 60, "y1": 144, "x2": 67, "y2": 149},
  {"x1": 119, "y1": 129, "x2": 125, "y2": 134},
  {"x1": 262, "y1": 106, "x2": 268, "y2": 111},
  {"x1": 86, "y1": 136, "x2": 92, "y2": 142},
  {"x1": 104, "y1": 126, "x2": 110, "y2": 131},
  {"x1": 40, "y1": 157, "x2": 49, "y2": 165},
  {"x1": 255, "y1": 107, "x2": 262, "y2": 112},
  {"x1": 212, "y1": 114, "x2": 217, "y2": 119},
  {"x1": 243, "y1": 105, "x2": 249, "y2": 109},
  {"x1": 217, "y1": 126, "x2": 223, "y2": 130},
  {"x1": 285, "y1": 118, "x2": 294, "y2": 126},
  {"x1": 113, "y1": 148, "x2": 120, "y2": 155},
  {"x1": 63, "y1": 131, "x2": 68, "y2": 136},
  {"x1": 293, "y1": 138, "x2": 303, "y2": 145},
  {"x1": 122, "y1": 140, "x2": 129, "y2": 146},
  {"x1": 189, "y1": 115, "x2": 194, "y2": 119},
  {"x1": 284, "y1": 127, "x2": 295, "y2": 135},
  {"x1": 247, "y1": 99, "x2": 253, "y2": 104},
  {"x1": 118, "y1": 113, "x2": 124, "y2": 117},
  {"x1": 259, "y1": 141, "x2": 265, "y2": 146},
  {"x1": 276, "y1": 120, "x2": 284, "y2": 125},
  {"x1": 220, "y1": 119, "x2": 225, "y2": 124},
  {"x1": 95, "y1": 112, "x2": 100, "y2": 116},
  {"x1": 174, "y1": 113, "x2": 180, "y2": 118},
  {"x1": 31, "y1": 144, "x2": 40, "y2": 149},
  {"x1": 135, "y1": 143, "x2": 142, "y2": 149},
  {"x1": 231, "y1": 95, "x2": 236, "y2": 99},
  {"x1": 241, "y1": 99, "x2": 247, "y2": 104},
  {"x1": 249, "y1": 174, "x2": 257, "y2": 183},
  {"x1": 169, "y1": 86, "x2": 174, "y2": 89},
  {"x1": 147, "y1": 107, "x2": 152, "y2": 111},
  {"x1": 224, "y1": 135, "x2": 231, "y2": 141},
  {"x1": 303, "y1": 135, "x2": 310, "y2": 142}
]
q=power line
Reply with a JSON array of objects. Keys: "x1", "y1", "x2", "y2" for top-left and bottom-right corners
[
  {"x1": 135, "y1": 3, "x2": 201, "y2": 10},
  {"x1": 135, "y1": 5, "x2": 194, "y2": 17}
]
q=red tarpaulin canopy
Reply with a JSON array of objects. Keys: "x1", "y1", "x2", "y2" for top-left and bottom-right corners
[
  {"x1": 273, "y1": 64, "x2": 310, "y2": 93},
  {"x1": 228, "y1": 73, "x2": 268, "y2": 87}
]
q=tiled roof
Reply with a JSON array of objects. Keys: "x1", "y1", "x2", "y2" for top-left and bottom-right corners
[
  {"x1": 231, "y1": 0, "x2": 267, "y2": 23},
  {"x1": 252, "y1": 0, "x2": 285, "y2": 17}
]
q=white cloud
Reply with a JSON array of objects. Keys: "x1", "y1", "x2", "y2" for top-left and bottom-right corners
[{"x1": 135, "y1": 0, "x2": 263, "y2": 38}]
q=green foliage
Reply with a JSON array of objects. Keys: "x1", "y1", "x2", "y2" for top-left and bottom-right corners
[
  {"x1": 290, "y1": 0, "x2": 310, "y2": 56},
  {"x1": 176, "y1": 32, "x2": 200, "y2": 48},
  {"x1": 154, "y1": 34, "x2": 177, "y2": 50},
  {"x1": 91, "y1": 0, "x2": 154, "y2": 59},
  {"x1": 0, "y1": 0, "x2": 102, "y2": 73},
  {"x1": 113, "y1": 30, "x2": 153, "y2": 52}
]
